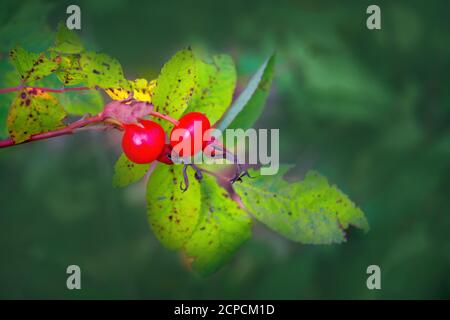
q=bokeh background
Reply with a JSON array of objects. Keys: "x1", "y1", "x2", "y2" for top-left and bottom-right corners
[{"x1": 0, "y1": 0, "x2": 449, "y2": 299}]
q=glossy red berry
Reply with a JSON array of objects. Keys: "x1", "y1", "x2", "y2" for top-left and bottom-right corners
[
  {"x1": 157, "y1": 143, "x2": 174, "y2": 165},
  {"x1": 122, "y1": 120, "x2": 165, "y2": 164},
  {"x1": 170, "y1": 112, "x2": 211, "y2": 156}
]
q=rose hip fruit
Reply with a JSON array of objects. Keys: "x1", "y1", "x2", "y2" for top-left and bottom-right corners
[
  {"x1": 170, "y1": 112, "x2": 211, "y2": 156},
  {"x1": 122, "y1": 120, "x2": 165, "y2": 164}
]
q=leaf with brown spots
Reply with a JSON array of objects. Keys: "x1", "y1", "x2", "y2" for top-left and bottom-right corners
[
  {"x1": 55, "y1": 54, "x2": 86, "y2": 86},
  {"x1": 151, "y1": 48, "x2": 198, "y2": 132},
  {"x1": 184, "y1": 54, "x2": 236, "y2": 125},
  {"x1": 0, "y1": 59, "x2": 17, "y2": 138},
  {"x1": 184, "y1": 175, "x2": 252, "y2": 276},
  {"x1": 113, "y1": 153, "x2": 151, "y2": 188},
  {"x1": 9, "y1": 46, "x2": 59, "y2": 83},
  {"x1": 7, "y1": 89, "x2": 66, "y2": 143},
  {"x1": 234, "y1": 168, "x2": 369, "y2": 244},
  {"x1": 146, "y1": 164, "x2": 201, "y2": 250},
  {"x1": 80, "y1": 51, "x2": 130, "y2": 90}
]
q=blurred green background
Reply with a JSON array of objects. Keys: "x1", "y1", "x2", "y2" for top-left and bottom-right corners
[{"x1": 0, "y1": 0, "x2": 449, "y2": 299}]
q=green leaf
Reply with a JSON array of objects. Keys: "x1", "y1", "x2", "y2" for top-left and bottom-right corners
[
  {"x1": 55, "y1": 54, "x2": 85, "y2": 86},
  {"x1": 234, "y1": 168, "x2": 369, "y2": 244},
  {"x1": 113, "y1": 153, "x2": 151, "y2": 188},
  {"x1": 185, "y1": 54, "x2": 236, "y2": 124},
  {"x1": 7, "y1": 89, "x2": 66, "y2": 143},
  {"x1": 9, "y1": 45, "x2": 59, "y2": 82},
  {"x1": 217, "y1": 54, "x2": 275, "y2": 131},
  {"x1": 52, "y1": 23, "x2": 83, "y2": 54},
  {"x1": 152, "y1": 48, "x2": 197, "y2": 132},
  {"x1": 80, "y1": 51, "x2": 130, "y2": 90},
  {"x1": 58, "y1": 88, "x2": 103, "y2": 115},
  {"x1": 146, "y1": 164, "x2": 201, "y2": 250},
  {"x1": 184, "y1": 175, "x2": 252, "y2": 276}
]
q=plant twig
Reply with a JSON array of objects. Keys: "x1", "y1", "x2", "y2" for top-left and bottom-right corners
[
  {"x1": 0, "y1": 114, "x2": 107, "y2": 149},
  {"x1": 149, "y1": 111, "x2": 180, "y2": 126},
  {"x1": 0, "y1": 86, "x2": 91, "y2": 95}
]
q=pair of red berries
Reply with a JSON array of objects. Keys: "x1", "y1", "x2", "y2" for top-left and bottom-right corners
[{"x1": 121, "y1": 112, "x2": 211, "y2": 164}]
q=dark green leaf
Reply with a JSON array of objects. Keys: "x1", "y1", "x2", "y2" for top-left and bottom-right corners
[
  {"x1": 217, "y1": 54, "x2": 275, "y2": 131},
  {"x1": 52, "y1": 22, "x2": 83, "y2": 54}
]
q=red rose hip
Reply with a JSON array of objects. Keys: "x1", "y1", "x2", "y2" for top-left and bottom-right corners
[
  {"x1": 170, "y1": 112, "x2": 211, "y2": 156},
  {"x1": 122, "y1": 120, "x2": 165, "y2": 164},
  {"x1": 157, "y1": 143, "x2": 174, "y2": 165}
]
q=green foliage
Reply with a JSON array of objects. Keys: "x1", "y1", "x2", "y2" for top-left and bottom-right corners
[
  {"x1": 0, "y1": 61, "x2": 17, "y2": 138},
  {"x1": 147, "y1": 165, "x2": 202, "y2": 250},
  {"x1": 52, "y1": 23, "x2": 83, "y2": 54},
  {"x1": 56, "y1": 86, "x2": 103, "y2": 116},
  {"x1": 7, "y1": 89, "x2": 66, "y2": 143},
  {"x1": 55, "y1": 55, "x2": 85, "y2": 86},
  {"x1": 147, "y1": 167, "x2": 253, "y2": 275},
  {"x1": 217, "y1": 54, "x2": 275, "y2": 131},
  {"x1": 151, "y1": 48, "x2": 198, "y2": 132},
  {"x1": 1, "y1": 0, "x2": 448, "y2": 298},
  {"x1": 113, "y1": 153, "x2": 150, "y2": 188},
  {"x1": 9, "y1": 46, "x2": 58, "y2": 83},
  {"x1": 185, "y1": 54, "x2": 237, "y2": 124},
  {"x1": 184, "y1": 175, "x2": 252, "y2": 276},
  {"x1": 80, "y1": 51, "x2": 130, "y2": 90},
  {"x1": 0, "y1": 93, "x2": 12, "y2": 138},
  {"x1": 234, "y1": 168, "x2": 368, "y2": 244},
  {"x1": 0, "y1": 18, "x2": 370, "y2": 277}
]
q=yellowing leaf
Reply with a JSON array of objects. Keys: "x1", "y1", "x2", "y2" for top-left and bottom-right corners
[
  {"x1": 146, "y1": 164, "x2": 201, "y2": 250},
  {"x1": 0, "y1": 60, "x2": 17, "y2": 138},
  {"x1": 105, "y1": 78, "x2": 156, "y2": 102},
  {"x1": 133, "y1": 78, "x2": 156, "y2": 102},
  {"x1": 7, "y1": 89, "x2": 66, "y2": 143},
  {"x1": 104, "y1": 87, "x2": 131, "y2": 101}
]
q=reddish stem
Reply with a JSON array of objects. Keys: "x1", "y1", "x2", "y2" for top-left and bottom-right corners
[
  {"x1": 0, "y1": 114, "x2": 106, "y2": 149},
  {"x1": 0, "y1": 85, "x2": 180, "y2": 148},
  {"x1": 149, "y1": 111, "x2": 180, "y2": 126},
  {"x1": 0, "y1": 86, "x2": 91, "y2": 94}
]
